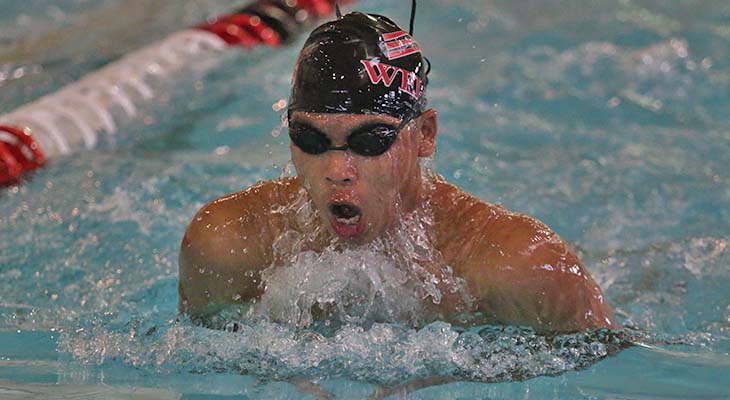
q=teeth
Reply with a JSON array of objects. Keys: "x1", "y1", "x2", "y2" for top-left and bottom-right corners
[{"x1": 336, "y1": 214, "x2": 361, "y2": 225}]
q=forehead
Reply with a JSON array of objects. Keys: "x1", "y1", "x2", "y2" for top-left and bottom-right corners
[{"x1": 289, "y1": 112, "x2": 400, "y2": 132}]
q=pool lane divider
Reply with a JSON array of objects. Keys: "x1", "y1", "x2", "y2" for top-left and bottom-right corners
[{"x1": 0, "y1": 0, "x2": 350, "y2": 187}]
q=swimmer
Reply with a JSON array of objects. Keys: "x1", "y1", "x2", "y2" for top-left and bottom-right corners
[{"x1": 178, "y1": 10, "x2": 618, "y2": 333}]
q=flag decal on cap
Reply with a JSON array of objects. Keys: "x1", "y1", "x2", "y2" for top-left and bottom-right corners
[{"x1": 379, "y1": 30, "x2": 421, "y2": 60}]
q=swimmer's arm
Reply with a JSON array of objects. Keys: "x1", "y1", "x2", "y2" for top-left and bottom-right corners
[
  {"x1": 178, "y1": 191, "x2": 272, "y2": 321},
  {"x1": 465, "y1": 213, "x2": 618, "y2": 333}
]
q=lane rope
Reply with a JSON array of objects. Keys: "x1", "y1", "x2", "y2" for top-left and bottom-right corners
[
  {"x1": 0, "y1": 125, "x2": 45, "y2": 186},
  {"x1": 0, "y1": 0, "x2": 348, "y2": 186}
]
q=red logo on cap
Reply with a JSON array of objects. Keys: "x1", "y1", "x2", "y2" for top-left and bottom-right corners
[
  {"x1": 361, "y1": 59, "x2": 422, "y2": 100},
  {"x1": 380, "y1": 30, "x2": 421, "y2": 60}
]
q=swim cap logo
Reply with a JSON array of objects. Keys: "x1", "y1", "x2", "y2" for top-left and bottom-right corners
[
  {"x1": 379, "y1": 31, "x2": 421, "y2": 60},
  {"x1": 361, "y1": 59, "x2": 423, "y2": 100}
]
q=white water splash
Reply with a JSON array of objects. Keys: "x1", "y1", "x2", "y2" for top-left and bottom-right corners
[{"x1": 251, "y1": 181, "x2": 474, "y2": 330}]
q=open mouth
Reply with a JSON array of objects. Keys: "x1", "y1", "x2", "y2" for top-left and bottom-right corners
[
  {"x1": 328, "y1": 202, "x2": 366, "y2": 238},
  {"x1": 329, "y1": 203, "x2": 362, "y2": 225}
]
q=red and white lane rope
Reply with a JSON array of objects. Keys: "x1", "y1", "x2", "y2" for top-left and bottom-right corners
[{"x1": 0, "y1": 0, "x2": 346, "y2": 186}]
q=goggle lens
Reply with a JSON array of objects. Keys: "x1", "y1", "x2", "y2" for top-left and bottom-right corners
[
  {"x1": 289, "y1": 125, "x2": 330, "y2": 155},
  {"x1": 289, "y1": 123, "x2": 400, "y2": 157}
]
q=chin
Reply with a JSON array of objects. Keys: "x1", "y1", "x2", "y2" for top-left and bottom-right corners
[{"x1": 326, "y1": 217, "x2": 381, "y2": 245}]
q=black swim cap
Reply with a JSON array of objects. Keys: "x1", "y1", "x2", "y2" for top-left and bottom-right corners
[{"x1": 288, "y1": 12, "x2": 428, "y2": 122}]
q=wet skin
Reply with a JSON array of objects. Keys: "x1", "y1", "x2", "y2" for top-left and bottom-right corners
[{"x1": 178, "y1": 110, "x2": 618, "y2": 333}]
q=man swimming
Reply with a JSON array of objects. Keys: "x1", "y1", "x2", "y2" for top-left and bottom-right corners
[{"x1": 178, "y1": 10, "x2": 618, "y2": 333}]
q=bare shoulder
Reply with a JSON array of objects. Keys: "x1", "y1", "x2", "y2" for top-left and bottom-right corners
[
  {"x1": 178, "y1": 177, "x2": 302, "y2": 318},
  {"x1": 431, "y1": 178, "x2": 617, "y2": 332}
]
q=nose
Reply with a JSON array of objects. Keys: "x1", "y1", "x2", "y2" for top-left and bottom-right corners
[{"x1": 324, "y1": 151, "x2": 357, "y2": 185}]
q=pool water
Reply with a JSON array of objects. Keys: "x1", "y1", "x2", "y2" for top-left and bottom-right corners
[{"x1": 2, "y1": 0, "x2": 730, "y2": 398}]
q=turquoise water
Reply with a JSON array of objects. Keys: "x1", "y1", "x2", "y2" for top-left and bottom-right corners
[{"x1": 2, "y1": 0, "x2": 730, "y2": 398}]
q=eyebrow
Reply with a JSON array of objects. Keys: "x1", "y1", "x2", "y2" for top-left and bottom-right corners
[
  {"x1": 288, "y1": 121, "x2": 326, "y2": 135},
  {"x1": 289, "y1": 119, "x2": 399, "y2": 136}
]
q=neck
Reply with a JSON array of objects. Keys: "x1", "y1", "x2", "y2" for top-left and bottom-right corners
[
  {"x1": 383, "y1": 166, "x2": 438, "y2": 251},
  {"x1": 399, "y1": 159, "x2": 433, "y2": 215}
]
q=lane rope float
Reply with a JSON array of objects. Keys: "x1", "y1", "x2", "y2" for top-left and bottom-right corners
[{"x1": 0, "y1": 0, "x2": 349, "y2": 186}]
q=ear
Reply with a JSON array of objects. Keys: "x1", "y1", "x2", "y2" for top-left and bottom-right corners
[{"x1": 417, "y1": 109, "x2": 438, "y2": 157}]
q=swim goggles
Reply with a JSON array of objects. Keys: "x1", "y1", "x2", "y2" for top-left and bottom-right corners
[{"x1": 288, "y1": 118, "x2": 413, "y2": 157}]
